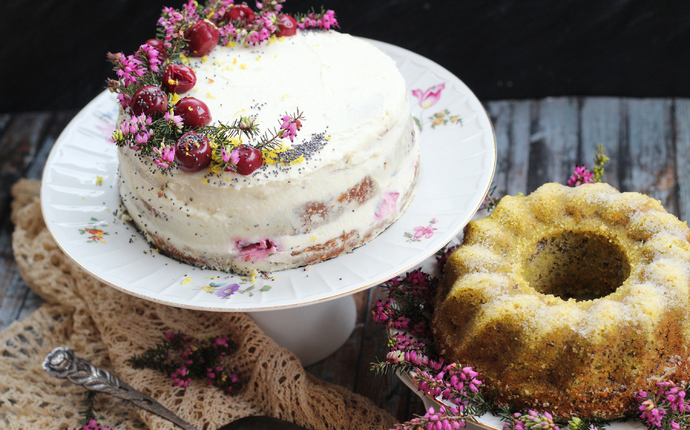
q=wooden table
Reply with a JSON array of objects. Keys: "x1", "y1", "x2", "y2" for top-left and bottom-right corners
[{"x1": 2, "y1": 97, "x2": 689, "y2": 423}]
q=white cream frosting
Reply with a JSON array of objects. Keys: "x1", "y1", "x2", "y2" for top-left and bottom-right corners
[{"x1": 118, "y1": 30, "x2": 419, "y2": 274}]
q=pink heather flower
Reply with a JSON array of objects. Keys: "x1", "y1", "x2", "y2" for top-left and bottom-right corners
[
  {"x1": 414, "y1": 225, "x2": 437, "y2": 239},
  {"x1": 135, "y1": 132, "x2": 150, "y2": 145},
  {"x1": 117, "y1": 93, "x2": 131, "y2": 108},
  {"x1": 162, "y1": 146, "x2": 175, "y2": 162},
  {"x1": 171, "y1": 366, "x2": 191, "y2": 387},
  {"x1": 165, "y1": 111, "x2": 184, "y2": 128},
  {"x1": 372, "y1": 298, "x2": 393, "y2": 323},
  {"x1": 386, "y1": 350, "x2": 405, "y2": 364},
  {"x1": 158, "y1": 7, "x2": 185, "y2": 42},
  {"x1": 138, "y1": 43, "x2": 162, "y2": 73},
  {"x1": 153, "y1": 145, "x2": 175, "y2": 169},
  {"x1": 322, "y1": 10, "x2": 338, "y2": 29},
  {"x1": 114, "y1": 54, "x2": 145, "y2": 86},
  {"x1": 280, "y1": 114, "x2": 301, "y2": 142},
  {"x1": 567, "y1": 165, "x2": 595, "y2": 186},
  {"x1": 213, "y1": 335, "x2": 230, "y2": 348},
  {"x1": 412, "y1": 83, "x2": 446, "y2": 109},
  {"x1": 230, "y1": 149, "x2": 240, "y2": 165},
  {"x1": 83, "y1": 419, "x2": 112, "y2": 430}
]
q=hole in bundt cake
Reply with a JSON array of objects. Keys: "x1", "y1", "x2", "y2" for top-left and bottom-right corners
[{"x1": 524, "y1": 231, "x2": 630, "y2": 301}]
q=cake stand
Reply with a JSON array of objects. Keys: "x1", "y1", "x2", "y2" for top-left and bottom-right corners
[{"x1": 40, "y1": 39, "x2": 496, "y2": 366}]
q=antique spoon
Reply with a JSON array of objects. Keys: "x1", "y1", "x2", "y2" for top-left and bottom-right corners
[{"x1": 43, "y1": 347, "x2": 307, "y2": 430}]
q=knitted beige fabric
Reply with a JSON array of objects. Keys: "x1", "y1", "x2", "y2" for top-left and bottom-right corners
[{"x1": 1, "y1": 179, "x2": 395, "y2": 430}]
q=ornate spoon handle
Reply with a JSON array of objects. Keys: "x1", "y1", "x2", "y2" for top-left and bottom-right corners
[{"x1": 43, "y1": 347, "x2": 198, "y2": 430}]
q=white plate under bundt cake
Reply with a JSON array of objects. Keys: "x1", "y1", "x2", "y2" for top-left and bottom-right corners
[{"x1": 432, "y1": 182, "x2": 690, "y2": 420}]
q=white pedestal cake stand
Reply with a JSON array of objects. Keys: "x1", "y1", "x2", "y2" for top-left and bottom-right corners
[{"x1": 40, "y1": 40, "x2": 496, "y2": 366}]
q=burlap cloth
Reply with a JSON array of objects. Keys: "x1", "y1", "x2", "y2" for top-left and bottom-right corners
[{"x1": 1, "y1": 179, "x2": 395, "y2": 430}]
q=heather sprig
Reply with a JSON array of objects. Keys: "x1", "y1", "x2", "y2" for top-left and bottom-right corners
[
  {"x1": 592, "y1": 144, "x2": 609, "y2": 182},
  {"x1": 499, "y1": 410, "x2": 605, "y2": 430},
  {"x1": 128, "y1": 332, "x2": 243, "y2": 394},
  {"x1": 108, "y1": 0, "x2": 338, "y2": 175},
  {"x1": 371, "y1": 248, "x2": 612, "y2": 430},
  {"x1": 295, "y1": 8, "x2": 339, "y2": 30},
  {"x1": 79, "y1": 420, "x2": 111, "y2": 430},
  {"x1": 371, "y1": 253, "x2": 492, "y2": 425},
  {"x1": 568, "y1": 144, "x2": 609, "y2": 187},
  {"x1": 635, "y1": 381, "x2": 690, "y2": 430},
  {"x1": 255, "y1": 110, "x2": 305, "y2": 150},
  {"x1": 392, "y1": 405, "x2": 467, "y2": 430}
]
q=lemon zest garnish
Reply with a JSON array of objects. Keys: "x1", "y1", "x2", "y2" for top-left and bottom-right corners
[
  {"x1": 233, "y1": 58, "x2": 238, "y2": 64},
  {"x1": 201, "y1": 55, "x2": 209, "y2": 62},
  {"x1": 240, "y1": 63, "x2": 247, "y2": 69},
  {"x1": 203, "y1": 177, "x2": 208, "y2": 184},
  {"x1": 182, "y1": 277, "x2": 192, "y2": 285},
  {"x1": 170, "y1": 93, "x2": 180, "y2": 104},
  {"x1": 208, "y1": 78, "x2": 215, "y2": 83},
  {"x1": 202, "y1": 285, "x2": 214, "y2": 292},
  {"x1": 226, "y1": 41, "x2": 237, "y2": 48},
  {"x1": 282, "y1": 94, "x2": 289, "y2": 100},
  {"x1": 310, "y1": 236, "x2": 317, "y2": 243},
  {"x1": 95, "y1": 176, "x2": 103, "y2": 186},
  {"x1": 207, "y1": 92, "x2": 216, "y2": 99},
  {"x1": 255, "y1": 56, "x2": 261, "y2": 61},
  {"x1": 278, "y1": 36, "x2": 286, "y2": 42}
]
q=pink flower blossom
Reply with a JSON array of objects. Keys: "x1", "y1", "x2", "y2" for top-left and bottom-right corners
[
  {"x1": 412, "y1": 83, "x2": 446, "y2": 109},
  {"x1": 414, "y1": 225, "x2": 437, "y2": 239},
  {"x1": 165, "y1": 111, "x2": 184, "y2": 128},
  {"x1": 567, "y1": 165, "x2": 595, "y2": 187},
  {"x1": 153, "y1": 145, "x2": 175, "y2": 169},
  {"x1": 280, "y1": 114, "x2": 302, "y2": 142}
]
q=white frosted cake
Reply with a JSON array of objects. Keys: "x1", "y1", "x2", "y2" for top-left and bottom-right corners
[{"x1": 117, "y1": 30, "x2": 419, "y2": 274}]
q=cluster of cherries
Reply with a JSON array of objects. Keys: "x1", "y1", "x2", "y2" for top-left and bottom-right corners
[{"x1": 129, "y1": 3, "x2": 298, "y2": 175}]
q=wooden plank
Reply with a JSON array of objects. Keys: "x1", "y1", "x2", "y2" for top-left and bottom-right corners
[
  {"x1": 527, "y1": 98, "x2": 579, "y2": 191},
  {"x1": 675, "y1": 99, "x2": 690, "y2": 222},
  {"x1": 505, "y1": 100, "x2": 532, "y2": 195},
  {"x1": 486, "y1": 101, "x2": 511, "y2": 197},
  {"x1": 353, "y1": 286, "x2": 411, "y2": 421},
  {"x1": 621, "y1": 99, "x2": 677, "y2": 213},
  {"x1": 580, "y1": 98, "x2": 623, "y2": 189},
  {"x1": 485, "y1": 100, "x2": 532, "y2": 197}
]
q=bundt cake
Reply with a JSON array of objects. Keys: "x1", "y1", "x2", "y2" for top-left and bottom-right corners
[{"x1": 432, "y1": 182, "x2": 690, "y2": 420}]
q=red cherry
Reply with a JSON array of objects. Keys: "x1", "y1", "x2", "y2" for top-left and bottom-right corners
[
  {"x1": 174, "y1": 97, "x2": 212, "y2": 128},
  {"x1": 130, "y1": 85, "x2": 168, "y2": 117},
  {"x1": 223, "y1": 4, "x2": 255, "y2": 24},
  {"x1": 162, "y1": 64, "x2": 197, "y2": 94},
  {"x1": 175, "y1": 132, "x2": 212, "y2": 172},
  {"x1": 145, "y1": 39, "x2": 168, "y2": 59},
  {"x1": 235, "y1": 145, "x2": 263, "y2": 175},
  {"x1": 275, "y1": 14, "x2": 297, "y2": 37},
  {"x1": 184, "y1": 20, "x2": 219, "y2": 57}
]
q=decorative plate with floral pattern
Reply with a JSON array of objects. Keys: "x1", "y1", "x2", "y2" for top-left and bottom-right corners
[{"x1": 40, "y1": 39, "x2": 496, "y2": 312}]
